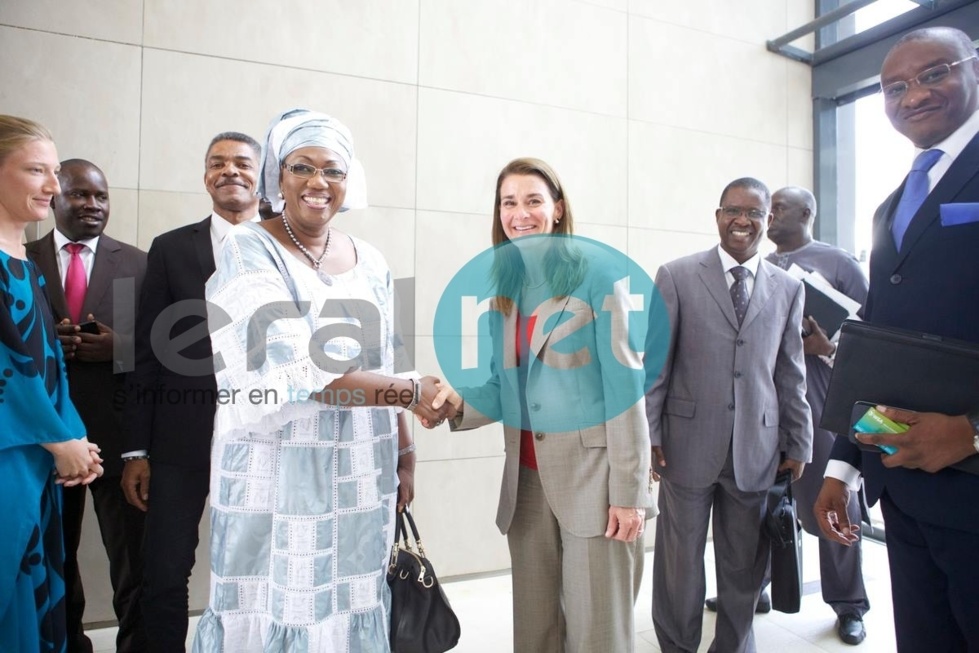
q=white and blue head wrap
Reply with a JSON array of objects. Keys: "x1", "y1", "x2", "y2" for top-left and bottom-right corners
[{"x1": 258, "y1": 108, "x2": 367, "y2": 214}]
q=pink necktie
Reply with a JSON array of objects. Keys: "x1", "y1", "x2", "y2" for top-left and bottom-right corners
[{"x1": 64, "y1": 242, "x2": 88, "y2": 323}]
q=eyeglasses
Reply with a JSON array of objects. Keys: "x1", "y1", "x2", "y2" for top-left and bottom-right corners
[
  {"x1": 282, "y1": 163, "x2": 347, "y2": 183},
  {"x1": 718, "y1": 206, "x2": 767, "y2": 221},
  {"x1": 880, "y1": 56, "x2": 977, "y2": 102}
]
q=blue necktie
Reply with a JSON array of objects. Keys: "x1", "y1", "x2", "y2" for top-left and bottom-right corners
[
  {"x1": 730, "y1": 266, "x2": 750, "y2": 326},
  {"x1": 891, "y1": 149, "x2": 942, "y2": 250}
]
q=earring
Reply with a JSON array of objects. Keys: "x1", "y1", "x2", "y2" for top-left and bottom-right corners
[
  {"x1": 554, "y1": 219, "x2": 560, "y2": 224},
  {"x1": 277, "y1": 192, "x2": 283, "y2": 199}
]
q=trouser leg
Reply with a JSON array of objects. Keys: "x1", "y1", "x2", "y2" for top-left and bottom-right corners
[
  {"x1": 561, "y1": 517, "x2": 644, "y2": 653},
  {"x1": 141, "y1": 464, "x2": 209, "y2": 653},
  {"x1": 652, "y1": 478, "x2": 713, "y2": 653},
  {"x1": 708, "y1": 453, "x2": 767, "y2": 653},
  {"x1": 507, "y1": 466, "x2": 564, "y2": 653},
  {"x1": 90, "y1": 476, "x2": 148, "y2": 652}
]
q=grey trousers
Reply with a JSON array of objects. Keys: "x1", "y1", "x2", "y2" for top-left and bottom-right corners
[
  {"x1": 507, "y1": 465, "x2": 645, "y2": 653},
  {"x1": 653, "y1": 451, "x2": 768, "y2": 653},
  {"x1": 792, "y1": 420, "x2": 870, "y2": 617}
]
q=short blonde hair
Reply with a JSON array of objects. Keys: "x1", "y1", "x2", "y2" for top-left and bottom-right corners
[{"x1": 0, "y1": 115, "x2": 54, "y2": 166}]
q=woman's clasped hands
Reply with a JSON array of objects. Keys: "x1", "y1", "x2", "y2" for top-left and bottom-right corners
[{"x1": 43, "y1": 437, "x2": 104, "y2": 487}]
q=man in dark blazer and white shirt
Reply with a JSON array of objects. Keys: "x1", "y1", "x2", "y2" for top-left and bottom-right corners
[
  {"x1": 121, "y1": 132, "x2": 260, "y2": 652},
  {"x1": 27, "y1": 159, "x2": 148, "y2": 653},
  {"x1": 815, "y1": 27, "x2": 979, "y2": 651},
  {"x1": 645, "y1": 177, "x2": 812, "y2": 653}
]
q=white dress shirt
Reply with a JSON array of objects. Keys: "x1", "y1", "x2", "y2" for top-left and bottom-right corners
[
  {"x1": 209, "y1": 211, "x2": 259, "y2": 264},
  {"x1": 922, "y1": 107, "x2": 979, "y2": 192},
  {"x1": 53, "y1": 229, "x2": 100, "y2": 285},
  {"x1": 717, "y1": 245, "x2": 761, "y2": 298}
]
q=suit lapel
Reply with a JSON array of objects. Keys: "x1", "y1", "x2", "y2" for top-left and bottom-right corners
[
  {"x1": 81, "y1": 235, "x2": 121, "y2": 321},
  {"x1": 33, "y1": 232, "x2": 70, "y2": 319},
  {"x1": 698, "y1": 251, "x2": 740, "y2": 331},
  {"x1": 501, "y1": 305, "x2": 519, "y2": 372},
  {"x1": 897, "y1": 132, "x2": 979, "y2": 263},
  {"x1": 741, "y1": 261, "x2": 777, "y2": 331},
  {"x1": 193, "y1": 216, "x2": 216, "y2": 281},
  {"x1": 529, "y1": 295, "x2": 572, "y2": 362},
  {"x1": 874, "y1": 186, "x2": 903, "y2": 264}
]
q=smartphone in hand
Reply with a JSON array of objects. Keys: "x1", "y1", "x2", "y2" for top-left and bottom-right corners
[{"x1": 77, "y1": 320, "x2": 100, "y2": 335}]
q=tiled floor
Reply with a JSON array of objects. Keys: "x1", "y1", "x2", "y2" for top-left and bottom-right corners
[{"x1": 89, "y1": 532, "x2": 895, "y2": 652}]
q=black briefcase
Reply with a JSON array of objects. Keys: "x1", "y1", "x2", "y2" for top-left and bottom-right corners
[{"x1": 766, "y1": 470, "x2": 802, "y2": 613}]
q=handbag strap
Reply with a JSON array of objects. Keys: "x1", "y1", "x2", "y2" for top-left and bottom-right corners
[
  {"x1": 766, "y1": 471, "x2": 793, "y2": 522},
  {"x1": 766, "y1": 469, "x2": 796, "y2": 546},
  {"x1": 401, "y1": 508, "x2": 425, "y2": 558},
  {"x1": 389, "y1": 510, "x2": 411, "y2": 571},
  {"x1": 769, "y1": 469, "x2": 792, "y2": 504},
  {"x1": 389, "y1": 509, "x2": 434, "y2": 580},
  {"x1": 395, "y1": 510, "x2": 409, "y2": 547},
  {"x1": 399, "y1": 508, "x2": 428, "y2": 558}
]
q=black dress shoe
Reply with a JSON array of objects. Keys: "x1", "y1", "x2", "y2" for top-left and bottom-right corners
[
  {"x1": 704, "y1": 591, "x2": 771, "y2": 613},
  {"x1": 837, "y1": 613, "x2": 866, "y2": 645}
]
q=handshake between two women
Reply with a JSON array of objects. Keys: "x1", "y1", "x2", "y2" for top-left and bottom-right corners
[{"x1": 415, "y1": 380, "x2": 461, "y2": 429}]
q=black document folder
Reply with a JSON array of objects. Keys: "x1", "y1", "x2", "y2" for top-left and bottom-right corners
[
  {"x1": 822, "y1": 320, "x2": 979, "y2": 475},
  {"x1": 802, "y1": 279, "x2": 850, "y2": 339}
]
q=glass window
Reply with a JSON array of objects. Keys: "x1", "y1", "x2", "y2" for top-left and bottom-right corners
[
  {"x1": 852, "y1": 92, "x2": 914, "y2": 271},
  {"x1": 853, "y1": 0, "x2": 926, "y2": 32}
]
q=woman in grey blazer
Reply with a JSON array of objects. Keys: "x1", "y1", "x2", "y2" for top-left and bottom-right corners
[{"x1": 428, "y1": 158, "x2": 655, "y2": 653}]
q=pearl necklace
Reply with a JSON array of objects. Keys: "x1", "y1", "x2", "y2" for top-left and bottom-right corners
[{"x1": 282, "y1": 215, "x2": 331, "y2": 269}]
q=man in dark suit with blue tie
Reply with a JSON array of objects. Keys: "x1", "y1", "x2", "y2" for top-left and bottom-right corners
[
  {"x1": 121, "y1": 132, "x2": 260, "y2": 652},
  {"x1": 815, "y1": 26, "x2": 979, "y2": 651}
]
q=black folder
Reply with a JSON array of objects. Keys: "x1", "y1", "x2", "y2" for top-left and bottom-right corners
[
  {"x1": 802, "y1": 279, "x2": 851, "y2": 339},
  {"x1": 822, "y1": 320, "x2": 979, "y2": 475}
]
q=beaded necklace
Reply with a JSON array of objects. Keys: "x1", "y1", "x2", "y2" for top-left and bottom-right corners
[{"x1": 282, "y1": 215, "x2": 331, "y2": 269}]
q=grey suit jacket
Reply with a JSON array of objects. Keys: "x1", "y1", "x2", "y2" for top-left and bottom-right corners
[
  {"x1": 453, "y1": 269, "x2": 654, "y2": 538},
  {"x1": 645, "y1": 248, "x2": 812, "y2": 493}
]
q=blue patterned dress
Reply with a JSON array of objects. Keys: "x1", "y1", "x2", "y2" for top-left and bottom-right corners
[
  {"x1": 193, "y1": 223, "x2": 403, "y2": 653},
  {"x1": 0, "y1": 250, "x2": 85, "y2": 653}
]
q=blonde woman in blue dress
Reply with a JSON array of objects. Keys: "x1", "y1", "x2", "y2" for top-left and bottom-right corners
[{"x1": 0, "y1": 115, "x2": 103, "y2": 653}]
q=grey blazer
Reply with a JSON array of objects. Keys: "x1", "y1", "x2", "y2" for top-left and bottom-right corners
[
  {"x1": 453, "y1": 270, "x2": 654, "y2": 539},
  {"x1": 645, "y1": 248, "x2": 812, "y2": 492}
]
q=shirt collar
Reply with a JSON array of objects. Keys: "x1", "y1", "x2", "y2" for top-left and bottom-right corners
[
  {"x1": 53, "y1": 228, "x2": 100, "y2": 254},
  {"x1": 919, "y1": 107, "x2": 979, "y2": 162},
  {"x1": 716, "y1": 244, "x2": 761, "y2": 278},
  {"x1": 210, "y1": 212, "x2": 260, "y2": 242}
]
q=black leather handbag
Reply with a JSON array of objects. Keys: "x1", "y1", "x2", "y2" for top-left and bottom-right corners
[
  {"x1": 766, "y1": 470, "x2": 803, "y2": 613},
  {"x1": 387, "y1": 508, "x2": 461, "y2": 653}
]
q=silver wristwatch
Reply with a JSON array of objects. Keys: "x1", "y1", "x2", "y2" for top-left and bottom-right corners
[{"x1": 967, "y1": 410, "x2": 979, "y2": 454}]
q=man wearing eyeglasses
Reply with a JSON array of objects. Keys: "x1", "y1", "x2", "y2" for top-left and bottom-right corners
[
  {"x1": 645, "y1": 177, "x2": 812, "y2": 653},
  {"x1": 814, "y1": 26, "x2": 979, "y2": 651},
  {"x1": 122, "y1": 132, "x2": 260, "y2": 652}
]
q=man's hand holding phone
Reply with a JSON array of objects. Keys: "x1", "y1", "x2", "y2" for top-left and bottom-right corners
[{"x1": 57, "y1": 314, "x2": 114, "y2": 362}]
